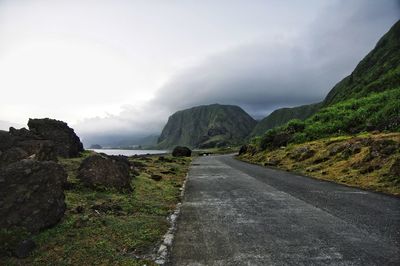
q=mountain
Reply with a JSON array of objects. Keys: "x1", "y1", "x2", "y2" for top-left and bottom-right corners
[
  {"x1": 80, "y1": 134, "x2": 159, "y2": 148},
  {"x1": 157, "y1": 104, "x2": 257, "y2": 149},
  {"x1": 250, "y1": 102, "x2": 321, "y2": 136},
  {"x1": 323, "y1": 20, "x2": 400, "y2": 106},
  {"x1": 252, "y1": 20, "x2": 400, "y2": 137}
]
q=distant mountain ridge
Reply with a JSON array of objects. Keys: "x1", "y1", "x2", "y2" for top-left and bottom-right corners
[
  {"x1": 157, "y1": 104, "x2": 256, "y2": 149},
  {"x1": 252, "y1": 20, "x2": 400, "y2": 137},
  {"x1": 251, "y1": 103, "x2": 322, "y2": 137}
]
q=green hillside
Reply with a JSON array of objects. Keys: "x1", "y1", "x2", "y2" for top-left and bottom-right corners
[
  {"x1": 240, "y1": 21, "x2": 400, "y2": 196},
  {"x1": 250, "y1": 103, "x2": 321, "y2": 136},
  {"x1": 248, "y1": 20, "x2": 400, "y2": 150},
  {"x1": 252, "y1": 20, "x2": 400, "y2": 137},
  {"x1": 256, "y1": 88, "x2": 400, "y2": 151},
  {"x1": 323, "y1": 20, "x2": 400, "y2": 106},
  {"x1": 157, "y1": 104, "x2": 256, "y2": 149}
]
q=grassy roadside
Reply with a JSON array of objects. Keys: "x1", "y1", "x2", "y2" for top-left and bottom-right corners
[
  {"x1": 2, "y1": 154, "x2": 191, "y2": 265},
  {"x1": 239, "y1": 132, "x2": 400, "y2": 196}
]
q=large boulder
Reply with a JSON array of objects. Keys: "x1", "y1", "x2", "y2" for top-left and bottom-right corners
[
  {"x1": 28, "y1": 118, "x2": 84, "y2": 158},
  {"x1": 0, "y1": 127, "x2": 59, "y2": 166},
  {"x1": 77, "y1": 154, "x2": 132, "y2": 191},
  {"x1": 0, "y1": 160, "x2": 67, "y2": 233},
  {"x1": 0, "y1": 130, "x2": 15, "y2": 150},
  {"x1": 172, "y1": 146, "x2": 192, "y2": 157},
  {"x1": 0, "y1": 147, "x2": 29, "y2": 167}
]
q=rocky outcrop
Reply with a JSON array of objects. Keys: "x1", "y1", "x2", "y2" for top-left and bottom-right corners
[
  {"x1": 13, "y1": 239, "x2": 36, "y2": 258},
  {"x1": 0, "y1": 118, "x2": 85, "y2": 238},
  {"x1": 0, "y1": 117, "x2": 83, "y2": 166},
  {"x1": 172, "y1": 146, "x2": 192, "y2": 157},
  {"x1": 77, "y1": 154, "x2": 132, "y2": 191},
  {"x1": 158, "y1": 104, "x2": 256, "y2": 149},
  {"x1": 290, "y1": 147, "x2": 315, "y2": 161},
  {"x1": 89, "y1": 144, "x2": 102, "y2": 149},
  {"x1": 0, "y1": 160, "x2": 67, "y2": 233},
  {"x1": 0, "y1": 130, "x2": 57, "y2": 167},
  {"x1": 28, "y1": 118, "x2": 83, "y2": 158}
]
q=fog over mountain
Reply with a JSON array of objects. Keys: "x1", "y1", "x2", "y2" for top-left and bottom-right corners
[
  {"x1": 75, "y1": 0, "x2": 399, "y2": 145},
  {"x1": 0, "y1": 0, "x2": 399, "y2": 146}
]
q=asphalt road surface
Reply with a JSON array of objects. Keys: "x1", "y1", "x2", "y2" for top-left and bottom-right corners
[{"x1": 170, "y1": 155, "x2": 400, "y2": 266}]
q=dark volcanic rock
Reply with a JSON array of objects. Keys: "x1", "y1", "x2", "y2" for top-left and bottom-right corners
[
  {"x1": 238, "y1": 145, "x2": 248, "y2": 155},
  {"x1": 150, "y1": 174, "x2": 162, "y2": 181},
  {"x1": 0, "y1": 147, "x2": 29, "y2": 166},
  {"x1": 370, "y1": 140, "x2": 398, "y2": 156},
  {"x1": 363, "y1": 139, "x2": 399, "y2": 162},
  {"x1": 290, "y1": 147, "x2": 315, "y2": 161},
  {"x1": 172, "y1": 146, "x2": 192, "y2": 157},
  {"x1": 1, "y1": 127, "x2": 58, "y2": 164},
  {"x1": 77, "y1": 154, "x2": 132, "y2": 191},
  {"x1": 0, "y1": 160, "x2": 67, "y2": 233},
  {"x1": 0, "y1": 130, "x2": 15, "y2": 150},
  {"x1": 389, "y1": 158, "x2": 400, "y2": 177},
  {"x1": 239, "y1": 144, "x2": 257, "y2": 156},
  {"x1": 0, "y1": 140, "x2": 57, "y2": 166},
  {"x1": 28, "y1": 118, "x2": 84, "y2": 158},
  {"x1": 328, "y1": 141, "x2": 363, "y2": 159},
  {"x1": 16, "y1": 140, "x2": 57, "y2": 161},
  {"x1": 14, "y1": 239, "x2": 36, "y2": 258},
  {"x1": 9, "y1": 127, "x2": 41, "y2": 140}
]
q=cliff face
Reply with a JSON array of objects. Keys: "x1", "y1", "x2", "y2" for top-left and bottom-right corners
[
  {"x1": 157, "y1": 104, "x2": 256, "y2": 149},
  {"x1": 252, "y1": 20, "x2": 400, "y2": 137}
]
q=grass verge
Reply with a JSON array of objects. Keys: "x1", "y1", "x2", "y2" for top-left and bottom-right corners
[
  {"x1": 2, "y1": 154, "x2": 191, "y2": 265},
  {"x1": 239, "y1": 132, "x2": 400, "y2": 196}
]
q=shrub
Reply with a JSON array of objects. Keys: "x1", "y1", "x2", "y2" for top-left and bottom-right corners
[{"x1": 256, "y1": 88, "x2": 400, "y2": 150}]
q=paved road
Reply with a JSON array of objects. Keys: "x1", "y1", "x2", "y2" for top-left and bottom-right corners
[{"x1": 170, "y1": 155, "x2": 400, "y2": 266}]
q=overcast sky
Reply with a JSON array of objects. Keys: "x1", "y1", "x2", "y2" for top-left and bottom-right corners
[{"x1": 0, "y1": 0, "x2": 399, "y2": 143}]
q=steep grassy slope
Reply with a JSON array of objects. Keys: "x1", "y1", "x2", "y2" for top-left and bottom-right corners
[
  {"x1": 157, "y1": 104, "x2": 256, "y2": 149},
  {"x1": 251, "y1": 103, "x2": 321, "y2": 136},
  {"x1": 323, "y1": 20, "x2": 400, "y2": 106},
  {"x1": 252, "y1": 20, "x2": 400, "y2": 137},
  {"x1": 255, "y1": 88, "x2": 400, "y2": 150}
]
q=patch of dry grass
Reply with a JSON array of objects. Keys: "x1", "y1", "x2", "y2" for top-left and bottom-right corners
[{"x1": 239, "y1": 132, "x2": 400, "y2": 196}]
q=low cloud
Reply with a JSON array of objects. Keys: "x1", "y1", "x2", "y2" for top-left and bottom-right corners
[{"x1": 75, "y1": 0, "x2": 400, "y2": 144}]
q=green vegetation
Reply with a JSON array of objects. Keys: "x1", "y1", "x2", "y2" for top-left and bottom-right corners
[
  {"x1": 240, "y1": 132, "x2": 400, "y2": 196},
  {"x1": 241, "y1": 21, "x2": 400, "y2": 196},
  {"x1": 250, "y1": 102, "x2": 321, "y2": 137},
  {"x1": 251, "y1": 20, "x2": 400, "y2": 138},
  {"x1": 255, "y1": 88, "x2": 400, "y2": 150},
  {"x1": 2, "y1": 154, "x2": 191, "y2": 265},
  {"x1": 323, "y1": 20, "x2": 400, "y2": 105},
  {"x1": 157, "y1": 104, "x2": 256, "y2": 149}
]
